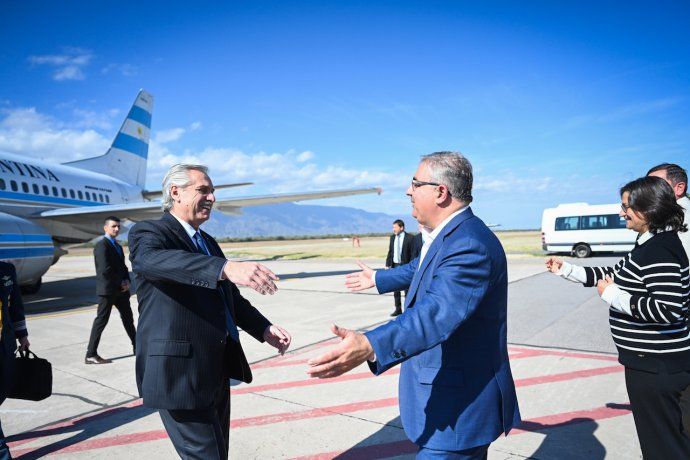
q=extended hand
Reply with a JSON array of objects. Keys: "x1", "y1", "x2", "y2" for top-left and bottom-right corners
[
  {"x1": 597, "y1": 275, "x2": 614, "y2": 296},
  {"x1": 545, "y1": 257, "x2": 563, "y2": 274},
  {"x1": 344, "y1": 260, "x2": 375, "y2": 292},
  {"x1": 306, "y1": 324, "x2": 374, "y2": 378},
  {"x1": 263, "y1": 325, "x2": 292, "y2": 355},
  {"x1": 224, "y1": 261, "x2": 278, "y2": 295},
  {"x1": 18, "y1": 336, "x2": 30, "y2": 352}
]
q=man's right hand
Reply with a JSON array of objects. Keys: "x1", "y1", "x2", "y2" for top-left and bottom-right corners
[
  {"x1": 345, "y1": 260, "x2": 376, "y2": 291},
  {"x1": 223, "y1": 261, "x2": 278, "y2": 295}
]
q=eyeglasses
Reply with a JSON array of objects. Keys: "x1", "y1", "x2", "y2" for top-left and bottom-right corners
[
  {"x1": 621, "y1": 202, "x2": 631, "y2": 212},
  {"x1": 410, "y1": 179, "x2": 441, "y2": 191}
]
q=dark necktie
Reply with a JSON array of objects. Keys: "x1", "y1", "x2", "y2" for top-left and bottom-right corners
[
  {"x1": 109, "y1": 238, "x2": 122, "y2": 257},
  {"x1": 193, "y1": 232, "x2": 240, "y2": 342}
]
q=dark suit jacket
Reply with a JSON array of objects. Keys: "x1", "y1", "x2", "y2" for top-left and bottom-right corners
[
  {"x1": 386, "y1": 232, "x2": 414, "y2": 267},
  {"x1": 94, "y1": 237, "x2": 130, "y2": 296},
  {"x1": 128, "y1": 212, "x2": 271, "y2": 410},
  {"x1": 367, "y1": 209, "x2": 521, "y2": 450},
  {"x1": 0, "y1": 262, "x2": 27, "y2": 403},
  {"x1": 410, "y1": 232, "x2": 423, "y2": 260}
]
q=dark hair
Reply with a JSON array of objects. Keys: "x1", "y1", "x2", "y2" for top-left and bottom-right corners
[
  {"x1": 620, "y1": 176, "x2": 687, "y2": 233},
  {"x1": 104, "y1": 215, "x2": 121, "y2": 225},
  {"x1": 393, "y1": 219, "x2": 405, "y2": 229},
  {"x1": 647, "y1": 163, "x2": 688, "y2": 195}
]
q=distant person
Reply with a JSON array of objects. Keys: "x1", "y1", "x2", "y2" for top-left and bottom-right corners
[
  {"x1": 385, "y1": 219, "x2": 413, "y2": 316},
  {"x1": 85, "y1": 216, "x2": 136, "y2": 364},
  {"x1": 309, "y1": 151, "x2": 521, "y2": 458},
  {"x1": 0, "y1": 261, "x2": 30, "y2": 460},
  {"x1": 352, "y1": 235, "x2": 361, "y2": 248},
  {"x1": 128, "y1": 164, "x2": 291, "y2": 459},
  {"x1": 546, "y1": 176, "x2": 690, "y2": 459},
  {"x1": 648, "y1": 163, "x2": 690, "y2": 260}
]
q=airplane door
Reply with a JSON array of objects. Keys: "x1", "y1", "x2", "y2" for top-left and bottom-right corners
[{"x1": 116, "y1": 183, "x2": 130, "y2": 204}]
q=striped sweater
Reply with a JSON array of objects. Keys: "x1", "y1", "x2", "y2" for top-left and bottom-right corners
[{"x1": 563, "y1": 231, "x2": 690, "y2": 373}]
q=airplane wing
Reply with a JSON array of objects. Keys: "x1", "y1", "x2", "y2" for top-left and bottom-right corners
[
  {"x1": 38, "y1": 186, "x2": 383, "y2": 234},
  {"x1": 141, "y1": 182, "x2": 254, "y2": 200}
]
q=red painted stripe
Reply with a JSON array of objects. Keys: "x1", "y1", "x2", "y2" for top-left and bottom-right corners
[
  {"x1": 233, "y1": 368, "x2": 401, "y2": 395},
  {"x1": 290, "y1": 403, "x2": 633, "y2": 459},
  {"x1": 514, "y1": 365, "x2": 623, "y2": 386}
]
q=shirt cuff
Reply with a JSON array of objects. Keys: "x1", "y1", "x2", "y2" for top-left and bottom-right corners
[
  {"x1": 601, "y1": 284, "x2": 632, "y2": 315},
  {"x1": 558, "y1": 262, "x2": 587, "y2": 283},
  {"x1": 219, "y1": 261, "x2": 227, "y2": 281},
  {"x1": 371, "y1": 270, "x2": 377, "y2": 287}
]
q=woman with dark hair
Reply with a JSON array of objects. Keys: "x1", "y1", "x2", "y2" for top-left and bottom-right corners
[{"x1": 546, "y1": 176, "x2": 690, "y2": 459}]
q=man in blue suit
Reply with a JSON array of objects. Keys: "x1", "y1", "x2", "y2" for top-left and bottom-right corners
[{"x1": 308, "y1": 152, "x2": 521, "y2": 458}]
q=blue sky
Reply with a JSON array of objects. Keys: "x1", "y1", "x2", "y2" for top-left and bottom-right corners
[{"x1": 1, "y1": 1, "x2": 688, "y2": 228}]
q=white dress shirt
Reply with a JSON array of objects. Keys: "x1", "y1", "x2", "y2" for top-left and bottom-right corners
[
  {"x1": 678, "y1": 195, "x2": 690, "y2": 262},
  {"x1": 393, "y1": 231, "x2": 406, "y2": 264},
  {"x1": 170, "y1": 212, "x2": 226, "y2": 280}
]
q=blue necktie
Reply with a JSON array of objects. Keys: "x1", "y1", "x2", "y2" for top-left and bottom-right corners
[
  {"x1": 109, "y1": 238, "x2": 122, "y2": 256},
  {"x1": 193, "y1": 232, "x2": 240, "y2": 342}
]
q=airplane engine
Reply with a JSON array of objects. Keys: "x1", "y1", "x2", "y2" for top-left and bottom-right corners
[{"x1": 0, "y1": 212, "x2": 55, "y2": 294}]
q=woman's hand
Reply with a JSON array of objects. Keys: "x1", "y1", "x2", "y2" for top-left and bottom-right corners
[
  {"x1": 597, "y1": 275, "x2": 615, "y2": 296},
  {"x1": 545, "y1": 257, "x2": 563, "y2": 274}
]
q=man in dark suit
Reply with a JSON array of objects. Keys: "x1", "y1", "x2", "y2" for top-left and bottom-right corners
[
  {"x1": 385, "y1": 219, "x2": 413, "y2": 316},
  {"x1": 85, "y1": 216, "x2": 136, "y2": 364},
  {"x1": 128, "y1": 164, "x2": 291, "y2": 459},
  {"x1": 309, "y1": 152, "x2": 520, "y2": 458},
  {"x1": 410, "y1": 223, "x2": 424, "y2": 261},
  {"x1": 1, "y1": 261, "x2": 30, "y2": 460}
]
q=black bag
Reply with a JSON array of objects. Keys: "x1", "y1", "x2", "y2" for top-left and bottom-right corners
[{"x1": 8, "y1": 349, "x2": 52, "y2": 401}]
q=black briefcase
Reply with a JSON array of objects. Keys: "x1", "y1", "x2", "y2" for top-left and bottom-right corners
[{"x1": 8, "y1": 349, "x2": 52, "y2": 401}]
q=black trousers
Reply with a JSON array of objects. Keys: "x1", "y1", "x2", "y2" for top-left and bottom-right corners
[
  {"x1": 625, "y1": 366, "x2": 690, "y2": 459},
  {"x1": 391, "y1": 262, "x2": 408, "y2": 309},
  {"x1": 86, "y1": 292, "x2": 136, "y2": 357},
  {"x1": 159, "y1": 344, "x2": 232, "y2": 460}
]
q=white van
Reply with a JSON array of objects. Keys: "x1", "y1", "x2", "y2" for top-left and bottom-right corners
[{"x1": 541, "y1": 203, "x2": 636, "y2": 258}]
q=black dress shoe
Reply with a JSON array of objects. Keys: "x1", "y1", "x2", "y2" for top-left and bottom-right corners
[
  {"x1": 390, "y1": 309, "x2": 402, "y2": 317},
  {"x1": 85, "y1": 355, "x2": 112, "y2": 364}
]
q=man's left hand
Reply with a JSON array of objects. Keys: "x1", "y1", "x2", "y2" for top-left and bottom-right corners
[
  {"x1": 18, "y1": 336, "x2": 30, "y2": 352},
  {"x1": 307, "y1": 324, "x2": 375, "y2": 379},
  {"x1": 121, "y1": 280, "x2": 130, "y2": 292},
  {"x1": 263, "y1": 325, "x2": 292, "y2": 355},
  {"x1": 597, "y1": 275, "x2": 614, "y2": 296}
]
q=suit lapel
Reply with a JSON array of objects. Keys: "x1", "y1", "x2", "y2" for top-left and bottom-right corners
[
  {"x1": 405, "y1": 208, "x2": 475, "y2": 306},
  {"x1": 161, "y1": 212, "x2": 198, "y2": 253}
]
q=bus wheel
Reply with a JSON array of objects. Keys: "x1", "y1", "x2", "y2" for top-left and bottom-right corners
[{"x1": 573, "y1": 244, "x2": 592, "y2": 258}]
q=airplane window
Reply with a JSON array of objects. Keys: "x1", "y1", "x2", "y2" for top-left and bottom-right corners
[
  {"x1": 85, "y1": 191, "x2": 91, "y2": 200},
  {"x1": 61, "y1": 188, "x2": 67, "y2": 198},
  {"x1": 99, "y1": 193, "x2": 104, "y2": 202},
  {"x1": 22, "y1": 182, "x2": 29, "y2": 193},
  {"x1": 33, "y1": 184, "x2": 39, "y2": 194},
  {"x1": 11, "y1": 180, "x2": 17, "y2": 192},
  {"x1": 105, "y1": 195, "x2": 110, "y2": 203},
  {"x1": 42, "y1": 185, "x2": 49, "y2": 195},
  {"x1": 0, "y1": 179, "x2": 5, "y2": 190},
  {"x1": 52, "y1": 186, "x2": 58, "y2": 196},
  {"x1": 78, "y1": 190, "x2": 83, "y2": 199},
  {"x1": 70, "y1": 189, "x2": 75, "y2": 199}
]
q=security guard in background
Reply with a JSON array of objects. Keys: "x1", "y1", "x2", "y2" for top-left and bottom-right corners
[{"x1": 0, "y1": 261, "x2": 30, "y2": 460}]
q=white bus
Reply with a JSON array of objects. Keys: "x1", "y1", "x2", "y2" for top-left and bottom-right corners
[{"x1": 541, "y1": 203, "x2": 636, "y2": 258}]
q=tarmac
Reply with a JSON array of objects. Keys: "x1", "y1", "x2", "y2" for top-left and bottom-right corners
[{"x1": 1, "y1": 252, "x2": 642, "y2": 459}]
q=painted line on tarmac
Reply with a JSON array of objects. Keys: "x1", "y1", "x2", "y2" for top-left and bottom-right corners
[{"x1": 289, "y1": 402, "x2": 632, "y2": 459}]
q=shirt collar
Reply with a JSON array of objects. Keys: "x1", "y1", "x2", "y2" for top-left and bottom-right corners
[
  {"x1": 637, "y1": 231, "x2": 655, "y2": 245},
  {"x1": 422, "y1": 206, "x2": 469, "y2": 244},
  {"x1": 678, "y1": 195, "x2": 690, "y2": 210},
  {"x1": 170, "y1": 212, "x2": 199, "y2": 240},
  {"x1": 104, "y1": 234, "x2": 117, "y2": 244}
]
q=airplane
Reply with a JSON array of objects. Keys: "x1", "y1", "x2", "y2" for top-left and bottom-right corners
[{"x1": 0, "y1": 90, "x2": 382, "y2": 293}]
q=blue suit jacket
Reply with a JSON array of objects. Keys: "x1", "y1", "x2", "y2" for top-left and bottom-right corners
[{"x1": 365, "y1": 208, "x2": 521, "y2": 450}]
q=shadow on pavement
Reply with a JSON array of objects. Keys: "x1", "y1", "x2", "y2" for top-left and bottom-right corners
[
  {"x1": 279, "y1": 270, "x2": 357, "y2": 280},
  {"x1": 8, "y1": 402, "x2": 154, "y2": 460},
  {"x1": 22, "y1": 276, "x2": 98, "y2": 315}
]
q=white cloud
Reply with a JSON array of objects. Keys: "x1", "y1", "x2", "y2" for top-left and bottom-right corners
[
  {"x1": 296, "y1": 150, "x2": 314, "y2": 162},
  {"x1": 101, "y1": 63, "x2": 138, "y2": 77},
  {"x1": 475, "y1": 174, "x2": 553, "y2": 193},
  {"x1": 0, "y1": 107, "x2": 110, "y2": 162},
  {"x1": 28, "y1": 47, "x2": 94, "y2": 81},
  {"x1": 155, "y1": 128, "x2": 186, "y2": 144},
  {"x1": 189, "y1": 121, "x2": 202, "y2": 131}
]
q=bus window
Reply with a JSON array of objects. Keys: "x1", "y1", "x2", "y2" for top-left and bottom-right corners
[{"x1": 555, "y1": 216, "x2": 579, "y2": 231}]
